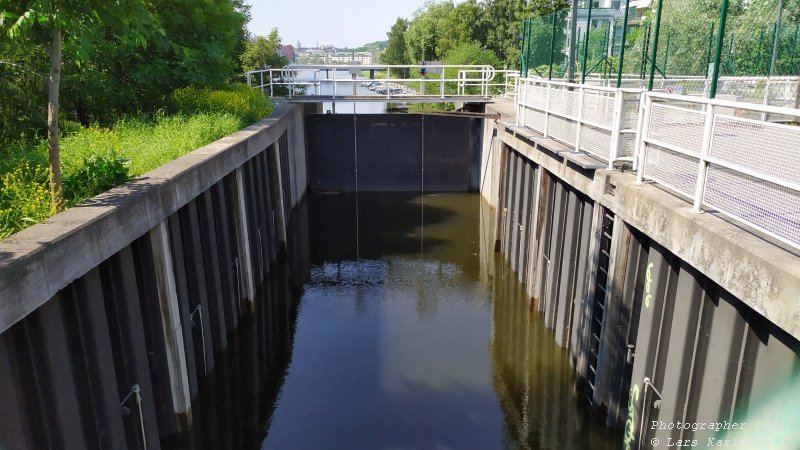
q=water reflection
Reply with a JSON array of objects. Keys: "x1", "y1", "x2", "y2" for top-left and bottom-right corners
[
  {"x1": 261, "y1": 193, "x2": 501, "y2": 449},
  {"x1": 490, "y1": 254, "x2": 620, "y2": 449},
  {"x1": 257, "y1": 193, "x2": 620, "y2": 449}
]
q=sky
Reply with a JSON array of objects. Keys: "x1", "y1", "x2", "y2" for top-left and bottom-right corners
[{"x1": 245, "y1": 0, "x2": 462, "y2": 49}]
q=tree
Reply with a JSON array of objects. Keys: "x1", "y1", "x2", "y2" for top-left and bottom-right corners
[
  {"x1": 382, "y1": 18, "x2": 409, "y2": 76},
  {"x1": 406, "y1": 1, "x2": 455, "y2": 62},
  {"x1": 1, "y1": 0, "x2": 157, "y2": 213},
  {"x1": 240, "y1": 28, "x2": 288, "y2": 73}
]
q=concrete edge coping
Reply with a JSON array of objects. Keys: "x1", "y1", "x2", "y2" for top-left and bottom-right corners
[
  {"x1": 491, "y1": 109, "x2": 800, "y2": 342},
  {"x1": 0, "y1": 101, "x2": 299, "y2": 334}
]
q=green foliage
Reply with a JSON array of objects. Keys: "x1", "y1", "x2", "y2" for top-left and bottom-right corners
[
  {"x1": 0, "y1": 0, "x2": 251, "y2": 142},
  {"x1": 171, "y1": 84, "x2": 274, "y2": 126},
  {"x1": 339, "y1": 40, "x2": 388, "y2": 53},
  {"x1": 240, "y1": 28, "x2": 288, "y2": 72},
  {"x1": 406, "y1": 1, "x2": 455, "y2": 62},
  {"x1": 383, "y1": 18, "x2": 410, "y2": 65},
  {"x1": 0, "y1": 109, "x2": 246, "y2": 238},
  {"x1": 0, "y1": 163, "x2": 50, "y2": 239}
]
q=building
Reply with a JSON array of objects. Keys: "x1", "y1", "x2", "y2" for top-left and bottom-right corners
[{"x1": 325, "y1": 52, "x2": 374, "y2": 65}]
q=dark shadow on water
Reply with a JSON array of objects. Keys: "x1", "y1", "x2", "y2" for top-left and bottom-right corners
[{"x1": 163, "y1": 193, "x2": 621, "y2": 449}]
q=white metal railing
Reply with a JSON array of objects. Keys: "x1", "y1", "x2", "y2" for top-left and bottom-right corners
[
  {"x1": 246, "y1": 68, "x2": 317, "y2": 97},
  {"x1": 457, "y1": 69, "x2": 519, "y2": 99},
  {"x1": 516, "y1": 78, "x2": 643, "y2": 168},
  {"x1": 247, "y1": 64, "x2": 497, "y2": 100},
  {"x1": 635, "y1": 92, "x2": 800, "y2": 249}
]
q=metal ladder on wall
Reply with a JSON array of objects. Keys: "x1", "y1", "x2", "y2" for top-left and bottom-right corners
[{"x1": 586, "y1": 209, "x2": 614, "y2": 406}]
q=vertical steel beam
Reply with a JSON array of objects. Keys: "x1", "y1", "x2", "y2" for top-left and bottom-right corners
[
  {"x1": 581, "y1": 0, "x2": 595, "y2": 84},
  {"x1": 617, "y1": 0, "x2": 632, "y2": 88},
  {"x1": 149, "y1": 221, "x2": 193, "y2": 432},
  {"x1": 709, "y1": 0, "x2": 731, "y2": 98},
  {"x1": 647, "y1": 0, "x2": 665, "y2": 91}
]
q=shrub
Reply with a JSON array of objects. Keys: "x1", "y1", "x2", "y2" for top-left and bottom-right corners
[
  {"x1": 60, "y1": 126, "x2": 130, "y2": 205},
  {"x1": 0, "y1": 163, "x2": 51, "y2": 239},
  {"x1": 171, "y1": 84, "x2": 274, "y2": 126}
]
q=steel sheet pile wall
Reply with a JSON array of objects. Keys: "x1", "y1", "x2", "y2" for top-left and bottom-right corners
[
  {"x1": 491, "y1": 141, "x2": 800, "y2": 449},
  {"x1": 0, "y1": 102, "x2": 308, "y2": 449}
]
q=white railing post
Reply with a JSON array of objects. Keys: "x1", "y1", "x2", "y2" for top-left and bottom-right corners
[
  {"x1": 247, "y1": 72, "x2": 252, "y2": 88},
  {"x1": 575, "y1": 86, "x2": 586, "y2": 152},
  {"x1": 269, "y1": 71, "x2": 274, "y2": 97},
  {"x1": 440, "y1": 69, "x2": 446, "y2": 99},
  {"x1": 332, "y1": 68, "x2": 336, "y2": 98},
  {"x1": 635, "y1": 94, "x2": 651, "y2": 184},
  {"x1": 544, "y1": 82, "x2": 552, "y2": 137},
  {"x1": 520, "y1": 79, "x2": 528, "y2": 127},
  {"x1": 609, "y1": 89, "x2": 625, "y2": 168},
  {"x1": 693, "y1": 103, "x2": 716, "y2": 212}
]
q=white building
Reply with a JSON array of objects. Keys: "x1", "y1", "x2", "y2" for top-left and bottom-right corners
[{"x1": 325, "y1": 52, "x2": 374, "y2": 65}]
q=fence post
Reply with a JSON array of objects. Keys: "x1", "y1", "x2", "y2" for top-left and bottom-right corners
[
  {"x1": 544, "y1": 82, "x2": 552, "y2": 136},
  {"x1": 521, "y1": 19, "x2": 529, "y2": 77},
  {"x1": 647, "y1": 0, "x2": 664, "y2": 91},
  {"x1": 519, "y1": 79, "x2": 527, "y2": 127},
  {"x1": 566, "y1": 0, "x2": 579, "y2": 82},
  {"x1": 694, "y1": 103, "x2": 716, "y2": 212},
  {"x1": 549, "y1": 11, "x2": 559, "y2": 80},
  {"x1": 709, "y1": 0, "x2": 731, "y2": 99},
  {"x1": 663, "y1": 30, "x2": 671, "y2": 76},
  {"x1": 635, "y1": 94, "x2": 651, "y2": 184},
  {"x1": 617, "y1": 0, "x2": 631, "y2": 88},
  {"x1": 575, "y1": 85, "x2": 585, "y2": 151},
  {"x1": 581, "y1": 0, "x2": 594, "y2": 84},
  {"x1": 609, "y1": 90, "x2": 624, "y2": 168}
]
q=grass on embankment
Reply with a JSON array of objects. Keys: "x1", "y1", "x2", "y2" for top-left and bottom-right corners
[{"x1": 0, "y1": 84, "x2": 273, "y2": 240}]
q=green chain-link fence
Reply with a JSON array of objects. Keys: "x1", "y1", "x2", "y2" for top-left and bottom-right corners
[{"x1": 520, "y1": 0, "x2": 800, "y2": 107}]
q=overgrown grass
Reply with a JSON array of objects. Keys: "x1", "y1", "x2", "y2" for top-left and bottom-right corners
[{"x1": 0, "y1": 85, "x2": 274, "y2": 239}]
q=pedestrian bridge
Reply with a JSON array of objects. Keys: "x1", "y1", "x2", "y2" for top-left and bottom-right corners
[{"x1": 246, "y1": 64, "x2": 519, "y2": 102}]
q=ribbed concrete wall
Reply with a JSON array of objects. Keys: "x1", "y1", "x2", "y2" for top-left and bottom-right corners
[
  {"x1": 483, "y1": 102, "x2": 800, "y2": 449},
  {"x1": 0, "y1": 103, "x2": 307, "y2": 448}
]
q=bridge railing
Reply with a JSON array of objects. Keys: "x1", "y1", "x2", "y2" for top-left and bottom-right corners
[
  {"x1": 457, "y1": 69, "x2": 518, "y2": 100},
  {"x1": 247, "y1": 64, "x2": 497, "y2": 100},
  {"x1": 636, "y1": 92, "x2": 800, "y2": 249},
  {"x1": 516, "y1": 78, "x2": 642, "y2": 168}
]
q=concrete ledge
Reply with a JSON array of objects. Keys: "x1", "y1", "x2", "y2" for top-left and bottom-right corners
[
  {"x1": 0, "y1": 102, "x2": 302, "y2": 335},
  {"x1": 488, "y1": 105, "x2": 800, "y2": 342}
]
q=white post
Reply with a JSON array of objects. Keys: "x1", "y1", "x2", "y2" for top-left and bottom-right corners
[
  {"x1": 332, "y1": 68, "x2": 336, "y2": 98},
  {"x1": 519, "y1": 79, "x2": 528, "y2": 127},
  {"x1": 636, "y1": 94, "x2": 651, "y2": 184},
  {"x1": 440, "y1": 68, "x2": 445, "y2": 99},
  {"x1": 609, "y1": 89, "x2": 625, "y2": 168},
  {"x1": 575, "y1": 85, "x2": 586, "y2": 152},
  {"x1": 247, "y1": 72, "x2": 252, "y2": 88},
  {"x1": 693, "y1": 103, "x2": 716, "y2": 212},
  {"x1": 149, "y1": 222, "x2": 192, "y2": 431},
  {"x1": 544, "y1": 82, "x2": 552, "y2": 136}
]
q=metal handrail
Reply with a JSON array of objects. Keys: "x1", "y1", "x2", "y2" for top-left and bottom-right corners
[
  {"x1": 516, "y1": 77, "x2": 643, "y2": 167},
  {"x1": 636, "y1": 90, "x2": 800, "y2": 249},
  {"x1": 247, "y1": 64, "x2": 498, "y2": 100}
]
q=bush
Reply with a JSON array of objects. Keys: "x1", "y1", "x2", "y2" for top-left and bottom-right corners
[
  {"x1": 171, "y1": 84, "x2": 274, "y2": 126},
  {"x1": 0, "y1": 163, "x2": 51, "y2": 239},
  {"x1": 59, "y1": 126, "x2": 130, "y2": 205}
]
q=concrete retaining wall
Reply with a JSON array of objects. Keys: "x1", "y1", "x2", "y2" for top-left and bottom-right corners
[
  {"x1": 0, "y1": 102, "x2": 307, "y2": 448},
  {"x1": 482, "y1": 101, "x2": 800, "y2": 449}
]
